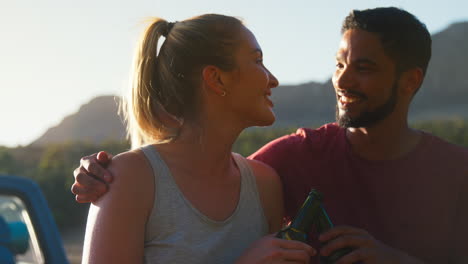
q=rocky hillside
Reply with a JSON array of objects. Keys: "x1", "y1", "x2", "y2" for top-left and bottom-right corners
[{"x1": 31, "y1": 96, "x2": 127, "y2": 145}]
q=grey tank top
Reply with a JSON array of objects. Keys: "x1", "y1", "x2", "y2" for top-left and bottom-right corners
[{"x1": 140, "y1": 145, "x2": 268, "y2": 264}]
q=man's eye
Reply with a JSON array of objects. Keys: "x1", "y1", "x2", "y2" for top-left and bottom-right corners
[
  {"x1": 256, "y1": 58, "x2": 263, "y2": 64},
  {"x1": 335, "y1": 63, "x2": 344, "y2": 69}
]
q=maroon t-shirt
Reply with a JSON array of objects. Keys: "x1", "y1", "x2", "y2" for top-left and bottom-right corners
[{"x1": 249, "y1": 123, "x2": 468, "y2": 263}]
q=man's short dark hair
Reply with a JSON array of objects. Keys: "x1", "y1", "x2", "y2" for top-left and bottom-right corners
[{"x1": 342, "y1": 7, "x2": 432, "y2": 76}]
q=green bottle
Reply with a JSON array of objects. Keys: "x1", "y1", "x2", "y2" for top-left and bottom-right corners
[
  {"x1": 276, "y1": 189, "x2": 353, "y2": 263},
  {"x1": 315, "y1": 200, "x2": 353, "y2": 264},
  {"x1": 275, "y1": 190, "x2": 321, "y2": 242}
]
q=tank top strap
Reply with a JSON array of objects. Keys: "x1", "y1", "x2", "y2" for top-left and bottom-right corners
[
  {"x1": 232, "y1": 152, "x2": 254, "y2": 184},
  {"x1": 139, "y1": 144, "x2": 178, "y2": 221},
  {"x1": 140, "y1": 144, "x2": 170, "y2": 177},
  {"x1": 231, "y1": 153, "x2": 266, "y2": 220}
]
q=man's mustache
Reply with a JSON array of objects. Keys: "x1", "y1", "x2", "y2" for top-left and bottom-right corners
[{"x1": 335, "y1": 89, "x2": 368, "y2": 100}]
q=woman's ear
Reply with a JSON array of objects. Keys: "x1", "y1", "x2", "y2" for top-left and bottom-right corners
[{"x1": 202, "y1": 65, "x2": 227, "y2": 96}]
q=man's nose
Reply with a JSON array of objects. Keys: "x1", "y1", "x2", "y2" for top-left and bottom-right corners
[{"x1": 333, "y1": 68, "x2": 355, "y2": 90}]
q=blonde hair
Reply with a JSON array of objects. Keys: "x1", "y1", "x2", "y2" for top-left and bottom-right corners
[{"x1": 122, "y1": 14, "x2": 244, "y2": 148}]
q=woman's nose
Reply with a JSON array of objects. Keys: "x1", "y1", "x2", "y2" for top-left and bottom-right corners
[{"x1": 268, "y1": 71, "x2": 279, "y2": 88}]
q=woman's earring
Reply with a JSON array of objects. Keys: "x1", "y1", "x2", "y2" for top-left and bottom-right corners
[{"x1": 220, "y1": 91, "x2": 227, "y2": 97}]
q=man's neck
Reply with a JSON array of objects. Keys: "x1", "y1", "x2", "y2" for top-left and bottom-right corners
[{"x1": 345, "y1": 119, "x2": 422, "y2": 161}]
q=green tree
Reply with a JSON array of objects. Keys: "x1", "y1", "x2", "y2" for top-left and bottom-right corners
[{"x1": 0, "y1": 148, "x2": 17, "y2": 175}]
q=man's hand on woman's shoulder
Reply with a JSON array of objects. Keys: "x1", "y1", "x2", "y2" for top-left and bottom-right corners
[{"x1": 71, "y1": 151, "x2": 113, "y2": 203}]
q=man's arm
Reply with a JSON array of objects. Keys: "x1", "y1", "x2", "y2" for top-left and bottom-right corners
[{"x1": 71, "y1": 151, "x2": 113, "y2": 203}]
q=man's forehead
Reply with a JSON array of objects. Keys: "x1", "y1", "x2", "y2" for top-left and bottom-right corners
[{"x1": 335, "y1": 29, "x2": 389, "y2": 63}]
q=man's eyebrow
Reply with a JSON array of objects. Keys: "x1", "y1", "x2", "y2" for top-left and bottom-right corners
[
  {"x1": 354, "y1": 58, "x2": 377, "y2": 66},
  {"x1": 251, "y1": 48, "x2": 263, "y2": 56},
  {"x1": 335, "y1": 54, "x2": 377, "y2": 66},
  {"x1": 335, "y1": 53, "x2": 344, "y2": 61}
]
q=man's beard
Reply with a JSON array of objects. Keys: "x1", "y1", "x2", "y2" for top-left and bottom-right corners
[{"x1": 336, "y1": 80, "x2": 398, "y2": 128}]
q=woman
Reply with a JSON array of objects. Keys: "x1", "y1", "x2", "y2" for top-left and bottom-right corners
[{"x1": 81, "y1": 14, "x2": 314, "y2": 263}]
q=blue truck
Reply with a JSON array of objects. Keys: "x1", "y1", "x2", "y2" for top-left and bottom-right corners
[{"x1": 0, "y1": 175, "x2": 69, "y2": 264}]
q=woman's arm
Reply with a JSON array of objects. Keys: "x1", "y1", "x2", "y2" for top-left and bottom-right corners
[
  {"x1": 235, "y1": 160, "x2": 315, "y2": 263},
  {"x1": 81, "y1": 150, "x2": 154, "y2": 264},
  {"x1": 247, "y1": 159, "x2": 284, "y2": 233}
]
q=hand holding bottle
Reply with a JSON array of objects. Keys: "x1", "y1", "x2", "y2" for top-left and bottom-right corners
[
  {"x1": 235, "y1": 234, "x2": 316, "y2": 264},
  {"x1": 319, "y1": 226, "x2": 425, "y2": 264}
]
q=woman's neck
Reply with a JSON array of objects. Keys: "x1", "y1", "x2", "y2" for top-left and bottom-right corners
[{"x1": 154, "y1": 119, "x2": 243, "y2": 180}]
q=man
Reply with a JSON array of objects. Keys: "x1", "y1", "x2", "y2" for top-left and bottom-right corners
[{"x1": 72, "y1": 7, "x2": 468, "y2": 263}]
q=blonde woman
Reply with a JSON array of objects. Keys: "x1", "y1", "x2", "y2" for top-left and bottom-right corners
[{"x1": 81, "y1": 14, "x2": 314, "y2": 264}]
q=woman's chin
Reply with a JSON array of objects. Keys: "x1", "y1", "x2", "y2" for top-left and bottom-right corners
[{"x1": 256, "y1": 113, "x2": 276, "y2": 127}]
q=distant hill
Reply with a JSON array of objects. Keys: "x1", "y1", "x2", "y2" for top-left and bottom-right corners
[
  {"x1": 410, "y1": 21, "x2": 468, "y2": 120},
  {"x1": 31, "y1": 22, "x2": 468, "y2": 145},
  {"x1": 269, "y1": 80, "x2": 335, "y2": 127},
  {"x1": 31, "y1": 96, "x2": 127, "y2": 145}
]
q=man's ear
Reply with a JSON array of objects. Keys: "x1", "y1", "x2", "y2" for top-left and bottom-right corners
[
  {"x1": 400, "y1": 68, "x2": 424, "y2": 96},
  {"x1": 202, "y1": 65, "x2": 226, "y2": 96}
]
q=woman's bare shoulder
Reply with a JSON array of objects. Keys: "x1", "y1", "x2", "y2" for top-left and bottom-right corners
[
  {"x1": 246, "y1": 159, "x2": 281, "y2": 185},
  {"x1": 101, "y1": 148, "x2": 154, "y2": 205},
  {"x1": 109, "y1": 149, "x2": 148, "y2": 174}
]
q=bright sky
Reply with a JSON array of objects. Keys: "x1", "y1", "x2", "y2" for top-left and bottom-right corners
[{"x1": 1, "y1": 0, "x2": 467, "y2": 147}]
